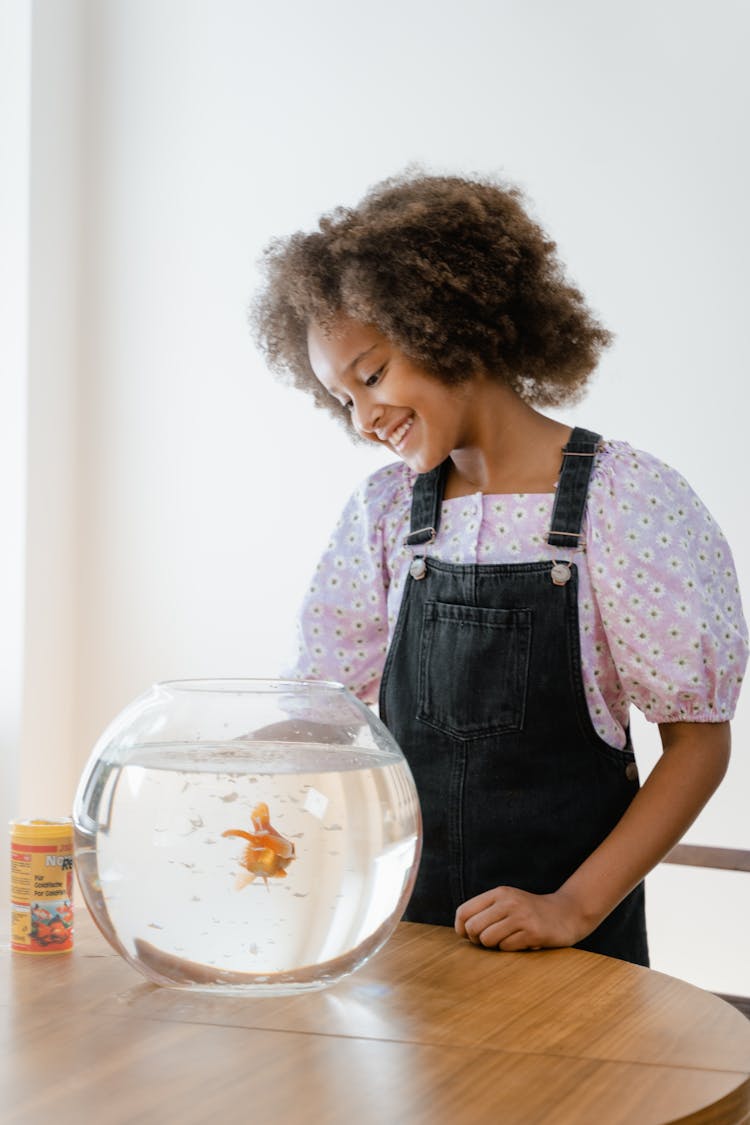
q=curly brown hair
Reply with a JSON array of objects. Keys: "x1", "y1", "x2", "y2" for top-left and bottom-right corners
[{"x1": 250, "y1": 170, "x2": 612, "y2": 428}]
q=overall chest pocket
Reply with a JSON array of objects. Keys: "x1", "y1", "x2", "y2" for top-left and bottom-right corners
[{"x1": 417, "y1": 600, "x2": 531, "y2": 740}]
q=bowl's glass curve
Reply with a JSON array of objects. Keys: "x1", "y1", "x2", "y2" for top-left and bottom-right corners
[{"x1": 73, "y1": 679, "x2": 422, "y2": 995}]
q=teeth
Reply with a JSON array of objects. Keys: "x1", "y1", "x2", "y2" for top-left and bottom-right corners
[{"x1": 390, "y1": 417, "x2": 414, "y2": 449}]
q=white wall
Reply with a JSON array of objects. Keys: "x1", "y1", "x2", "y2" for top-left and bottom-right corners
[
  {"x1": 0, "y1": 0, "x2": 31, "y2": 843},
  {"x1": 18, "y1": 0, "x2": 84, "y2": 818},
  {"x1": 5, "y1": 0, "x2": 749, "y2": 992}
]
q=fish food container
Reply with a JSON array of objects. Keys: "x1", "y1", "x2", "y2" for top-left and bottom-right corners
[
  {"x1": 10, "y1": 819, "x2": 74, "y2": 954},
  {"x1": 73, "y1": 679, "x2": 422, "y2": 995}
]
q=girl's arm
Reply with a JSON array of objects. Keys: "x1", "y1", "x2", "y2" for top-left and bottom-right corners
[{"x1": 455, "y1": 720, "x2": 731, "y2": 950}]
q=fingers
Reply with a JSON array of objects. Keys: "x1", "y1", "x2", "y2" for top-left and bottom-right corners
[
  {"x1": 461, "y1": 913, "x2": 531, "y2": 950},
  {"x1": 455, "y1": 887, "x2": 547, "y2": 951},
  {"x1": 455, "y1": 888, "x2": 505, "y2": 935},
  {"x1": 469, "y1": 920, "x2": 525, "y2": 950},
  {"x1": 456, "y1": 903, "x2": 523, "y2": 950}
]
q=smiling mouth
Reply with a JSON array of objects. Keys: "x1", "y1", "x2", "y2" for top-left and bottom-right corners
[{"x1": 390, "y1": 416, "x2": 414, "y2": 451}]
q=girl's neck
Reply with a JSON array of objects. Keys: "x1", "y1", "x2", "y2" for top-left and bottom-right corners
[{"x1": 444, "y1": 379, "x2": 572, "y2": 499}]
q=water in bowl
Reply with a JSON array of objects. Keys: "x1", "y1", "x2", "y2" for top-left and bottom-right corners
[{"x1": 75, "y1": 740, "x2": 420, "y2": 994}]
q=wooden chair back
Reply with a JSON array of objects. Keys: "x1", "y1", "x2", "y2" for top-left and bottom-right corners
[{"x1": 663, "y1": 844, "x2": 750, "y2": 1018}]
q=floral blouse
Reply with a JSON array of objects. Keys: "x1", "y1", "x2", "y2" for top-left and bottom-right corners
[{"x1": 287, "y1": 439, "x2": 748, "y2": 749}]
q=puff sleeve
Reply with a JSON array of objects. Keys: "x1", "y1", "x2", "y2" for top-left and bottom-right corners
[
  {"x1": 586, "y1": 442, "x2": 748, "y2": 724},
  {"x1": 284, "y1": 465, "x2": 409, "y2": 704}
]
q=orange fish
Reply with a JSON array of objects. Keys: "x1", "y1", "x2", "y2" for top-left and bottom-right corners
[
  {"x1": 222, "y1": 802, "x2": 296, "y2": 889},
  {"x1": 56, "y1": 900, "x2": 74, "y2": 927}
]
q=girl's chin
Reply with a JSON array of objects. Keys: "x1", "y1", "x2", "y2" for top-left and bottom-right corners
[
  {"x1": 392, "y1": 425, "x2": 448, "y2": 474},
  {"x1": 399, "y1": 447, "x2": 445, "y2": 475}
]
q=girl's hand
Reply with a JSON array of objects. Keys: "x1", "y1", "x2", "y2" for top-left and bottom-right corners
[
  {"x1": 454, "y1": 886, "x2": 588, "y2": 952},
  {"x1": 455, "y1": 725, "x2": 732, "y2": 953}
]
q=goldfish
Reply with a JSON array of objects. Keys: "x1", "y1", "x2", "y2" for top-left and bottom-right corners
[
  {"x1": 32, "y1": 919, "x2": 69, "y2": 945},
  {"x1": 222, "y1": 802, "x2": 296, "y2": 889}
]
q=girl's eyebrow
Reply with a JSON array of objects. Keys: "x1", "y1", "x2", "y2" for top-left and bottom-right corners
[{"x1": 345, "y1": 344, "x2": 378, "y2": 374}]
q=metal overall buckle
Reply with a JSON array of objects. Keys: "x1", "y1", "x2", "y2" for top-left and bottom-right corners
[{"x1": 403, "y1": 526, "x2": 436, "y2": 581}]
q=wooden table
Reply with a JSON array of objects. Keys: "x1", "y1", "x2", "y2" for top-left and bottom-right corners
[{"x1": 2, "y1": 911, "x2": 749, "y2": 1125}]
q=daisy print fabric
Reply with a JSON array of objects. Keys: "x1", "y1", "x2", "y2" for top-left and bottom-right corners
[{"x1": 287, "y1": 440, "x2": 748, "y2": 750}]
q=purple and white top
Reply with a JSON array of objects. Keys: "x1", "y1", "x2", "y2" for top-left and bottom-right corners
[{"x1": 287, "y1": 439, "x2": 748, "y2": 749}]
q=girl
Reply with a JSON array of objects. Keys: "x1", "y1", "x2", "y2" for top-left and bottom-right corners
[{"x1": 251, "y1": 171, "x2": 747, "y2": 965}]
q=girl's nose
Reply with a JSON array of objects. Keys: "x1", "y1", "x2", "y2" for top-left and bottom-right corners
[{"x1": 353, "y1": 399, "x2": 384, "y2": 436}]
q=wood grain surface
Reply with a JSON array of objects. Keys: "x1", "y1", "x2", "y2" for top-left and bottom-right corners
[{"x1": 2, "y1": 911, "x2": 749, "y2": 1125}]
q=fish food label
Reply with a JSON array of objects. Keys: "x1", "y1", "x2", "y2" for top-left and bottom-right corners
[{"x1": 11, "y1": 840, "x2": 74, "y2": 954}]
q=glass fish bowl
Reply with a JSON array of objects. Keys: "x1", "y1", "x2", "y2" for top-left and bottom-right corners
[{"x1": 73, "y1": 679, "x2": 422, "y2": 995}]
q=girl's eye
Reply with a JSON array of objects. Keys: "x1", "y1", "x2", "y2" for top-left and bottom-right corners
[{"x1": 364, "y1": 367, "x2": 384, "y2": 387}]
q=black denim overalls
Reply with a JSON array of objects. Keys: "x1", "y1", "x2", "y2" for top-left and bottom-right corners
[{"x1": 379, "y1": 428, "x2": 649, "y2": 965}]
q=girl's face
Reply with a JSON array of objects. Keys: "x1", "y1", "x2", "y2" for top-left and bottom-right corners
[{"x1": 307, "y1": 315, "x2": 477, "y2": 475}]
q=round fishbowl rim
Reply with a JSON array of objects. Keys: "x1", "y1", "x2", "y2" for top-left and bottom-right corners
[{"x1": 155, "y1": 677, "x2": 349, "y2": 694}]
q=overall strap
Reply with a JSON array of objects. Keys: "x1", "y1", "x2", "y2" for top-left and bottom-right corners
[
  {"x1": 547, "y1": 427, "x2": 602, "y2": 549},
  {"x1": 405, "y1": 459, "x2": 451, "y2": 546}
]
